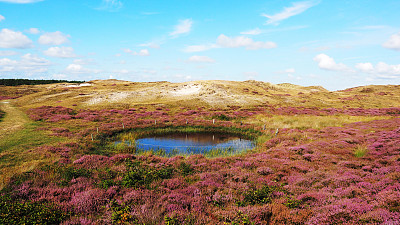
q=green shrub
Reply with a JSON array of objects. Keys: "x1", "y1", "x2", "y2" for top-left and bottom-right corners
[
  {"x1": 212, "y1": 114, "x2": 232, "y2": 121},
  {"x1": 0, "y1": 110, "x2": 5, "y2": 122},
  {"x1": 237, "y1": 185, "x2": 284, "y2": 206},
  {"x1": 179, "y1": 162, "x2": 194, "y2": 176},
  {"x1": 57, "y1": 166, "x2": 92, "y2": 186},
  {"x1": 284, "y1": 197, "x2": 303, "y2": 209},
  {"x1": 122, "y1": 160, "x2": 174, "y2": 188},
  {"x1": 224, "y1": 210, "x2": 255, "y2": 225},
  {"x1": 164, "y1": 215, "x2": 180, "y2": 225},
  {"x1": 98, "y1": 168, "x2": 119, "y2": 189},
  {"x1": 109, "y1": 200, "x2": 138, "y2": 224},
  {"x1": 0, "y1": 195, "x2": 70, "y2": 224}
]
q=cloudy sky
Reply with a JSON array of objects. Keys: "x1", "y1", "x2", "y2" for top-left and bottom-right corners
[{"x1": 0, "y1": 0, "x2": 399, "y2": 90}]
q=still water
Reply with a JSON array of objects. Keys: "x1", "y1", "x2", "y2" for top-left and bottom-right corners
[{"x1": 119, "y1": 133, "x2": 255, "y2": 155}]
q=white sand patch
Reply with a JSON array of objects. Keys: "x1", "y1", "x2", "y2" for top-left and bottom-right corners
[
  {"x1": 85, "y1": 92, "x2": 132, "y2": 105},
  {"x1": 65, "y1": 83, "x2": 92, "y2": 87},
  {"x1": 171, "y1": 84, "x2": 202, "y2": 96}
]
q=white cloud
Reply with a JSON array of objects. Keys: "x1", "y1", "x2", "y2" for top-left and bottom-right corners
[
  {"x1": 375, "y1": 62, "x2": 400, "y2": 75},
  {"x1": 38, "y1": 31, "x2": 69, "y2": 45},
  {"x1": 355, "y1": 62, "x2": 374, "y2": 73},
  {"x1": 174, "y1": 74, "x2": 192, "y2": 81},
  {"x1": 0, "y1": 53, "x2": 50, "y2": 73},
  {"x1": 170, "y1": 19, "x2": 193, "y2": 37},
  {"x1": 0, "y1": 0, "x2": 43, "y2": 3},
  {"x1": 141, "y1": 69, "x2": 157, "y2": 74},
  {"x1": 96, "y1": 0, "x2": 123, "y2": 11},
  {"x1": 114, "y1": 69, "x2": 129, "y2": 74},
  {"x1": 383, "y1": 32, "x2": 400, "y2": 51},
  {"x1": 0, "y1": 58, "x2": 17, "y2": 72},
  {"x1": 43, "y1": 46, "x2": 77, "y2": 58},
  {"x1": 0, "y1": 28, "x2": 33, "y2": 49},
  {"x1": 285, "y1": 68, "x2": 296, "y2": 73},
  {"x1": 0, "y1": 50, "x2": 18, "y2": 56},
  {"x1": 187, "y1": 55, "x2": 215, "y2": 63},
  {"x1": 0, "y1": 15, "x2": 4, "y2": 22},
  {"x1": 216, "y1": 34, "x2": 277, "y2": 50},
  {"x1": 313, "y1": 54, "x2": 351, "y2": 72},
  {"x1": 134, "y1": 49, "x2": 150, "y2": 56},
  {"x1": 140, "y1": 42, "x2": 160, "y2": 49},
  {"x1": 123, "y1": 48, "x2": 132, "y2": 53},
  {"x1": 27, "y1": 28, "x2": 40, "y2": 34},
  {"x1": 184, "y1": 44, "x2": 218, "y2": 53},
  {"x1": 240, "y1": 28, "x2": 262, "y2": 35},
  {"x1": 65, "y1": 64, "x2": 100, "y2": 74},
  {"x1": 73, "y1": 58, "x2": 93, "y2": 65},
  {"x1": 356, "y1": 25, "x2": 388, "y2": 30},
  {"x1": 356, "y1": 62, "x2": 400, "y2": 79},
  {"x1": 262, "y1": 1, "x2": 319, "y2": 25},
  {"x1": 184, "y1": 34, "x2": 277, "y2": 52},
  {"x1": 53, "y1": 73, "x2": 67, "y2": 79},
  {"x1": 124, "y1": 48, "x2": 150, "y2": 56}
]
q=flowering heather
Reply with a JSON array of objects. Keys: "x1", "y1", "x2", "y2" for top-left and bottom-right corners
[{"x1": 2, "y1": 102, "x2": 400, "y2": 224}]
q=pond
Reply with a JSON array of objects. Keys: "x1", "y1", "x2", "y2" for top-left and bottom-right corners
[{"x1": 116, "y1": 132, "x2": 255, "y2": 156}]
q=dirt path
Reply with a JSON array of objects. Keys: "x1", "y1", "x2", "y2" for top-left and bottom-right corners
[{"x1": 0, "y1": 100, "x2": 30, "y2": 140}]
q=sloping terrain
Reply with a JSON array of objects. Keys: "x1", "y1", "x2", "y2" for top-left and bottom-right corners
[
  {"x1": 0, "y1": 80, "x2": 399, "y2": 224},
  {"x1": 2, "y1": 79, "x2": 399, "y2": 110}
]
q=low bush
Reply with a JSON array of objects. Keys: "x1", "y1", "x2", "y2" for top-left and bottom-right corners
[
  {"x1": 122, "y1": 160, "x2": 174, "y2": 188},
  {"x1": 0, "y1": 110, "x2": 5, "y2": 122},
  {"x1": 0, "y1": 194, "x2": 70, "y2": 224},
  {"x1": 237, "y1": 185, "x2": 285, "y2": 206}
]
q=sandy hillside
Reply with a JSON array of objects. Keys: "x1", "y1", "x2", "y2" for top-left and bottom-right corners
[{"x1": 1, "y1": 79, "x2": 399, "y2": 110}]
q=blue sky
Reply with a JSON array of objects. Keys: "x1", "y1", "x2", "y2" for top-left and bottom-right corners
[{"x1": 0, "y1": 0, "x2": 400, "y2": 90}]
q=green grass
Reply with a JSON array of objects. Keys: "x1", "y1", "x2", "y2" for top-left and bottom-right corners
[
  {"x1": 354, "y1": 145, "x2": 368, "y2": 158},
  {"x1": 0, "y1": 122, "x2": 65, "y2": 155},
  {"x1": 0, "y1": 121, "x2": 67, "y2": 189},
  {"x1": 249, "y1": 114, "x2": 392, "y2": 130}
]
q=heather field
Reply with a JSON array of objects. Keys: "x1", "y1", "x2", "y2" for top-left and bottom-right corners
[{"x1": 0, "y1": 81, "x2": 400, "y2": 224}]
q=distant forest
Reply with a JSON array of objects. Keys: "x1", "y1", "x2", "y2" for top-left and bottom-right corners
[{"x1": 0, "y1": 79, "x2": 84, "y2": 86}]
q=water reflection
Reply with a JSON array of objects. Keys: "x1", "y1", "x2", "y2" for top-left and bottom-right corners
[{"x1": 117, "y1": 133, "x2": 255, "y2": 155}]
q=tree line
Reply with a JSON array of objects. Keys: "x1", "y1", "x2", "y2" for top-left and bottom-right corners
[{"x1": 0, "y1": 79, "x2": 84, "y2": 86}]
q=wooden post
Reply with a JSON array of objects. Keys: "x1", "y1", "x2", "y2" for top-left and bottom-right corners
[
  {"x1": 91, "y1": 134, "x2": 94, "y2": 141},
  {"x1": 97, "y1": 127, "x2": 99, "y2": 133},
  {"x1": 213, "y1": 119, "x2": 215, "y2": 124}
]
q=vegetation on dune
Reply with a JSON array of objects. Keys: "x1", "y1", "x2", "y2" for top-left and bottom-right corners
[
  {"x1": 0, "y1": 81, "x2": 400, "y2": 224},
  {"x1": 0, "y1": 109, "x2": 4, "y2": 122},
  {"x1": 0, "y1": 79, "x2": 84, "y2": 86}
]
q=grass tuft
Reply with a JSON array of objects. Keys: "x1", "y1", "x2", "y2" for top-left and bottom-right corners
[{"x1": 354, "y1": 145, "x2": 368, "y2": 158}]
